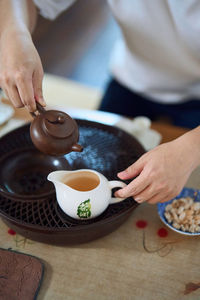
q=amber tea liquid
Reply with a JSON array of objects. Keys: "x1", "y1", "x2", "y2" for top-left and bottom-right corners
[{"x1": 64, "y1": 171, "x2": 100, "y2": 191}]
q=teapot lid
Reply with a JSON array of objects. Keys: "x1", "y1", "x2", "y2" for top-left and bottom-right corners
[{"x1": 42, "y1": 110, "x2": 76, "y2": 139}]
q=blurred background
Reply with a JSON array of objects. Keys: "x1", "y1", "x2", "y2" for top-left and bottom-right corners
[{"x1": 32, "y1": 0, "x2": 120, "y2": 90}]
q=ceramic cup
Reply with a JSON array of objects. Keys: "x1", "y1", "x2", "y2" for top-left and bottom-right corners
[{"x1": 47, "y1": 169, "x2": 127, "y2": 219}]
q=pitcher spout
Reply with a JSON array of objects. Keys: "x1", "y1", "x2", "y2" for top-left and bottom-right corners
[{"x1": 47, "y1": 170, "x2": 72, "y2": 184}]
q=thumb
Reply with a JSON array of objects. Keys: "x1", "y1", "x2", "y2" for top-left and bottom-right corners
[
  {"x1": 32, "y1": 70, "x2": 46, "y2": 107},
  {"x1": 117, "y1": 157, "x2": 145, "y2": 180}
]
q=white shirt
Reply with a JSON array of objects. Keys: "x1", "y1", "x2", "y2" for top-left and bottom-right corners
[{"x1": 33, "y1": 0, "x2": 200, "y2": 103}]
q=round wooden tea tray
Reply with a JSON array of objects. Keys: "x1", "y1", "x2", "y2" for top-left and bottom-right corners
[{"x1": 0, "y1": 120, "x2": 145, "y2": 245}]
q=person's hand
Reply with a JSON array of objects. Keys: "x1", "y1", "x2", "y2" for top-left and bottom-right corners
[
  {"x1": 0, "y1": 29, "x2": 45, "y2": 111},
  {"x1": 115, "y1": 128, "x2": 200, "y2": 204}
]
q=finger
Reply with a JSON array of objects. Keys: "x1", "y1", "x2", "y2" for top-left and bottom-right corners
[
  {"x1": 16, "y1": 77, "x2": 36, "y2": 112},
  {"x1": 160, "y1": 196, "x2": 174, "y2": 203},
  {"x1": 133, "y1": 185, "x2": 158, "y2": 203},
  {"x1": 117, "y1": 158, "x2": 145, "y2": 180},
  {"x1": 32, "y1": 70, "x2": 46, "y2": 107},
  {"x1": 6, "y1": 85, "x2": 24, "y2": 108},
  {"x1": 115, "y1": 172, "x2": 150, "y2": 198},
  {"x1": 0, "y1": 76, "x2": 12, "y2": 100},
  {"x1": 147, "y1": 193, "x2": 169, "y2": 205},
  {"x1": 2, "y1": 86, "x2": 23, "y2": 108}
]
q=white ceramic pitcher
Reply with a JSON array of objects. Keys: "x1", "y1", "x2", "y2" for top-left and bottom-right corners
[{"x1": 47, "y1": 169, "x2": 127, "y2": 220}]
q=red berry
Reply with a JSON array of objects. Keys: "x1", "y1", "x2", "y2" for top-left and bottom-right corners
[
  {"x1": 157, "y1": 227, "x2": 168, "y2": 238},
  {"x1": 8, "y1": 229, "x2": 16, "y2": 236},
  {"x1": 136, "y1": 220, "x2": 148, "y2": 229}
]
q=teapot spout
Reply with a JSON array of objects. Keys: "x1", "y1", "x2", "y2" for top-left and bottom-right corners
[{"x1": 71, "y1": 143, "x2": 83, "y2": 152}]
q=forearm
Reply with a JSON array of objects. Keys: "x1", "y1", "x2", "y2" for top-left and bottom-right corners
[
  {"x1": 0, "y1": 0, "x2": 37, "y2": 38},
  {"x1": 0, "y1": 0, "x2": 44, "y2": 111},
  {"x1": 175, "y1": 126, "x2": 200, "y2": 170}
]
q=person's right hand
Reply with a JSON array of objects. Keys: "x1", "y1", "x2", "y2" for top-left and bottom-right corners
[{"x1": 0, "y1": 29, "x2": 46, "y2": 111}]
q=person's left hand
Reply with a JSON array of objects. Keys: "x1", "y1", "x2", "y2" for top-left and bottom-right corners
[{"x1": 115, "y1": 129, "x2": 200, "y2": 204}]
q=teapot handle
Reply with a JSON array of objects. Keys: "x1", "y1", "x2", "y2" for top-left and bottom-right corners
[{"x1": 30, "y1": 102, "x2": 46, "y2": 118}]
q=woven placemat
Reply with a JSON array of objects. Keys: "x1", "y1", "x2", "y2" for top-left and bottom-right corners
[{"x1": 0, "y1": 248, "x2": 44, "y2": 300}]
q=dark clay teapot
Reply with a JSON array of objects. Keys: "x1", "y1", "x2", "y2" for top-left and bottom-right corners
[{"x1": 30, "y1": 103, "x2": 83, "y2": 156}]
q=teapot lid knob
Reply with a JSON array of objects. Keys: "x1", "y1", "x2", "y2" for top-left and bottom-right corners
[
  {"x1": 57, "y1": 115, "x2": 65, "y2": 124},
  {"x1": 43, "y1": 111, "x2": 77, "y2": 139}
]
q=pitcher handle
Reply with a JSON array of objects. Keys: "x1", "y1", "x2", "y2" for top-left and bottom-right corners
[{"x1": 108, "y1": 180, "x2": 127, "y2": 204}]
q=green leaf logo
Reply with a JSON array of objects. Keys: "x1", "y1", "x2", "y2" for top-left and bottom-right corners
[{"x1": 77, "y1": 199, "x2": 91, "y2": 218}]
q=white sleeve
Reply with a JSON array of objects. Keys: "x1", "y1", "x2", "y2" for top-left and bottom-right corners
[{"x1": 33, "y1": 0, "x2": 76, "y2": 20}]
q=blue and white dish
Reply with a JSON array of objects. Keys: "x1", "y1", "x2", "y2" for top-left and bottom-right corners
[{"x1": 157, "y1": 187, "x2": 200, "y2": 236}]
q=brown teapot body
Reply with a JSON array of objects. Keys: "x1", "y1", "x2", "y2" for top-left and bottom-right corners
[{"x1": 30, "y1": 104, "x2": 83, "y2": 156}]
